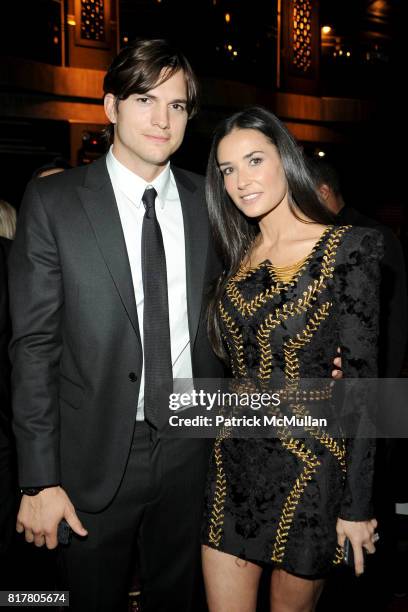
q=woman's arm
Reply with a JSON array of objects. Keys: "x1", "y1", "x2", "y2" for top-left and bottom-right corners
[{"x1": 334, "y1": 227, "x2": 384, "y2": 573}]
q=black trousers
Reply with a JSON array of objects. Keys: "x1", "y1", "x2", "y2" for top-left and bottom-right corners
[{"x1": 59, "y1": 422, "x2": 210, "y2": 612}]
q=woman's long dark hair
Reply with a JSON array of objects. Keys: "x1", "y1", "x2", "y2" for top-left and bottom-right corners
[{"x1": 206, "y1": 106, "x2": 335, "y2": 360}]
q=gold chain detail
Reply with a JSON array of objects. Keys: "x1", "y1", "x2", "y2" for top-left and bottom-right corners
[
  {"x1": 226, "y1": 226, "x2": 337, "y2": 319},
  {"x1": 257, "y1": 280, "x2": 326, "y2": 380},
  {"x1": 291, "y1": 403, "x2": 346, "y2": 472},
  {"x1": 333, "y1": 544, "x2": 344, "y2": 565},
  {"x1": 226, "y1": 282, "x2": 282, "y2": 318},
  {"x1": 271, "y1": 433, "x2": 321, "y2": 563},
  {"x1": 282, "y1": 302, "x2": 346, "y2": 468},
  {"x1": 208, "y1": 431, "x2": 230, "y2": 547},
  {"x1": 320, "y1": 225, "x2": 350, "y2": 279},
  {"x1": 283, "y1": 302, "x2": 332, "y2": 386},
  {"x1": 219, "y1": 303, "x2": 246, "y2": 377}
]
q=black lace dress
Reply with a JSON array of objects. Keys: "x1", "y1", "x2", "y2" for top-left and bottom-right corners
[{"x1": 202, "y1": 225, "x2": 383, "y2": 577}]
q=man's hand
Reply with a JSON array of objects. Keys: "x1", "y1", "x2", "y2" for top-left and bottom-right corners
[
  {"x1": 16, "y1": 486, "x2": 88, "y2": 549},
  {"x1": 336, "y1": 517, "x2": 378, "y2": 576},
  {"x1": 332, "y1": 346, "x2": 342, "y2": 380}
]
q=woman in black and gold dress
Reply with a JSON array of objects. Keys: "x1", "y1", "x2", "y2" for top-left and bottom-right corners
[{"x1": 201, "y1": 107, "x2": 381, "y2": 611}]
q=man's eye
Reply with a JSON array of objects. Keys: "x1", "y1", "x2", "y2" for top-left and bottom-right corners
[
  {"x1": 136, "y1": 97, "x2": 151, "y2": 104},
  {"x1": 171, "y1": 103, "x2": 186, "y2": 111}
]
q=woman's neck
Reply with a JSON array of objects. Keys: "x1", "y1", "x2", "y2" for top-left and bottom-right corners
[{"x1": 257, "y1": 198, "x2": 311, "y2": 248}]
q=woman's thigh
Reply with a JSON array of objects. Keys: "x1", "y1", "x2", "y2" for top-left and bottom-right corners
[
  {"x1": 270, "y1": 568, "x2": 324, "y2": 612},
  {"x1": 202, "y1": 545, "x2": 262, "y2": 612}
]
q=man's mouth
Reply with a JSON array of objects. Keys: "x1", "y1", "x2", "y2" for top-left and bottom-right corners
[{"x1": 144, "y1": 134, "x2": 171, "y2": 143}]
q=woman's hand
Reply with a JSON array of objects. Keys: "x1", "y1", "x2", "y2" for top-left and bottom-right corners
[{"x1": 336, "y1": 517, "x2": 378, "y2": 576}]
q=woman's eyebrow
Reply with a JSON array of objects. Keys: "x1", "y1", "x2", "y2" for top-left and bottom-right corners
[{"x1": 219, "y1": 150, "x2": 264, "y2": 167}]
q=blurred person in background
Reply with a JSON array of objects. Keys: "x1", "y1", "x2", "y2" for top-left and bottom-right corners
[
  {"x1": 0, "y1": 199, "x2": 17, "y2": 239},
  {"x1": 307, "y1": 158, "x2": 407, "y2": 378},
  {"x1": 0, "y1": 235, "x2": 16, "y2": 587}
]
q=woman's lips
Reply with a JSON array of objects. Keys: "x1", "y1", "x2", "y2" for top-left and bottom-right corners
[{"x1": 241, "y1": 193, "x2": 262, "y2": 202}]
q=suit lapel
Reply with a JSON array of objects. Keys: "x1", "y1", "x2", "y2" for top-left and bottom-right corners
[
  {"x1": 77, "y1": 156, "x2": 141, "y2": 344},
  {"x1": 172, "y1": 167, "x2": 209, "y2": 349}
]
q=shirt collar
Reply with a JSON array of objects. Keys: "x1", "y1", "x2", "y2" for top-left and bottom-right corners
[{"x1": 107, "y1": 146, "x2": 171, "y2": 209}]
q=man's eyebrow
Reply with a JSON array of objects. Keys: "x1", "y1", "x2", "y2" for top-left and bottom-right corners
[
  {"x1": 219, "y1": 150, "x2": 264, "y2": 167},
  {"x1": 134, "y1": 94, "x2": 188, "y2": 105}
]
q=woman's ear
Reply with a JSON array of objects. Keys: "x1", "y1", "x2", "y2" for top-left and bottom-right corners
[{"x1": 318, "y1": 183, "x2": 331, "y2": 202}]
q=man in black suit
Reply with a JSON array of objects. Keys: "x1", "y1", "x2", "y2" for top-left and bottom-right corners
[
  {"x1": 8, "y1": 39, "x2": 224, "y2": 612},
  {"x1": 308, "y1": 158, "x2": 407, "y2": 377}
]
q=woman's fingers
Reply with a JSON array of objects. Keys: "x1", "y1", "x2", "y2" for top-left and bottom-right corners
[
  {"x1": 352, "y1": 543, "x2": 365, "y2": 576},
  {"x1": 24, "y1": 529, "x2": 34, "y2": 544},
  {"x1": 363, "y1": 533, "x2": 376, "y2": 555}
]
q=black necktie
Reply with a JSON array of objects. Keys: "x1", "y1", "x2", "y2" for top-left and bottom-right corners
[{"x1": 141, "y1": 187, "x2": 173, "y2": 428}]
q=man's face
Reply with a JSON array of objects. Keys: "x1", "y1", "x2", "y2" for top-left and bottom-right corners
[{"x1": 104, "y1": 69, "x2": 189, "y2": 180}]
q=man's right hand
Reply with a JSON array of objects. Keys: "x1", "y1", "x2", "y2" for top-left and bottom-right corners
[{"x1": 16, "y1": 486, "x2": 88, "y2": 549}]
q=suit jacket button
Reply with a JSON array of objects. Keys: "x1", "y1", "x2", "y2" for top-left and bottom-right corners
[{"x1": 129, "y1": 372, "x2": 137, "y2": 382}]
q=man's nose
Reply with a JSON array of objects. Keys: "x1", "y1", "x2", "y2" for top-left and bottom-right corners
[{"x1": 151, "y1": 105, "x2": 170, "y2": 129}]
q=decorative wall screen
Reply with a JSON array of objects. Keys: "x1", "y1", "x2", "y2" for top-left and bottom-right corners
[
  {"x1": 75, "y1": 0, "x2": 111, "y2": 48},
  {"x1": 280, "y1": 0, "x2": 319, "y2": 94},
  {"x1": 292, "y1": 0, "x2": 313, "y2": 73}
]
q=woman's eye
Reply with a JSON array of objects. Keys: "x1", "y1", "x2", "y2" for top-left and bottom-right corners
[
  {"x1": 249, "y1": 157, "x2": 262, "y2": 166},
  {"x1": 222, "y1": 167, "x2": 233, "y2": 176}
]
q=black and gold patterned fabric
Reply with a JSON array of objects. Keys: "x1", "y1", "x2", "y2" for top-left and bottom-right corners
[{"x1": 202, "y1": 225, "x2": 383, "y2": 576}]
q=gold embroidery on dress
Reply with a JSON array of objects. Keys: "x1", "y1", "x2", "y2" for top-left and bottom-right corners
[
  {"x1": 219, "y1": 303, "x2": 246, "y2": 377},
  {"x1": 333, "y1": 544, "x2": 344, "y2": 565},
  {"x1": 208, "y1": 428, "x2": 230, "y2": 547},
  {"x1": 227, "y1": 226, "x2": 334, "y2": 319},
  {"x1": 271, "y1": 433, "x2": 321, "y2": 563},
  {"x1": 269, "y1": 227, "x2": 352, "y2": 564},
  {"x1": 270, "y1": 255, "x2": 309, "y2": 284},
  {"x1": 214, "y1": 225, "x2": 353, "y2": 565},
  {"x1": 257, "y1": 281, "x2": 326, "y2": 380},
  {"x1": 283, "y1": 302, "x2": 332, "y2": 387}
]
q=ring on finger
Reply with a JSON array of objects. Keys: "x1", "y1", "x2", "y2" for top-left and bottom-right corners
[{"x1": 372, "y1": 533, "x2": 380, "y2": 543}]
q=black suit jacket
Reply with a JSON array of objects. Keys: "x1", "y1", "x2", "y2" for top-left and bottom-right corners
[
  {"x1": 337, "y1": 206, "x2": 407, "y2": 377},
  {"x1": 0, "y1": 236, "x2": 16, "y2": 557},
  {"x1": 8, "y1": 156, "x2": 224, "y2": 512},
  {"x1": 0, "y1": 237, "x2": 11, "y2": 413}
]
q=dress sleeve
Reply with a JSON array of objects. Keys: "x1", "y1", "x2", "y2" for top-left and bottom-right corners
[{"x1": 334, "y1": 227, "x2": 383, "y2": 521}]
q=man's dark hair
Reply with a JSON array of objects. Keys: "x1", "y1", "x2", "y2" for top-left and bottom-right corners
[
  {"x1": 32, "y1": 157, "x2": 72, "y2": 179},
  {"x1": 103, "y1": 38, "x2": 199, "y2": 142},
  {"x1": 307, "y1": 158, "x2": 342, "y2": 195}
]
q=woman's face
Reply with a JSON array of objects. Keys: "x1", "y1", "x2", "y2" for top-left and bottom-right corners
[{"x1": 217, "y1": 128, "x2": 288, "y2": 218}]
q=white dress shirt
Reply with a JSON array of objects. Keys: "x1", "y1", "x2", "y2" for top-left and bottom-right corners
[{"x1": 106, "y1": 147, "x2": 193, "y2": 420}]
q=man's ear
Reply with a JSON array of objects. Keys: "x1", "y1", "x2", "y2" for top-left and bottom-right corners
[
  {"x1": 104, "y1": 94, "x2": 117, "y2": 124},
  {"x1": 318, "y1": 183, "x2": 331, "y2": 202}
]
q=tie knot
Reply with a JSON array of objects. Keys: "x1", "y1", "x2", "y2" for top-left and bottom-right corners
[{"x1": 142, "y1": 187, "x2": 158, "y2": 219}]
